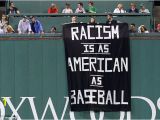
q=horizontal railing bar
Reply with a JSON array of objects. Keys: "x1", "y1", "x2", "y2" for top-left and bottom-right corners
[{"x1": 8, "y1": 13, "x2": 151, "y2": 17}]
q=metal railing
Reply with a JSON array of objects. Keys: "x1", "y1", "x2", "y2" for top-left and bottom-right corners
[
  {"x1": 8, "y1": 13, "x2": 151, "y2": 17},
  {"x1": 0, "y1": 33, "x2": 160, "y2": 40}
]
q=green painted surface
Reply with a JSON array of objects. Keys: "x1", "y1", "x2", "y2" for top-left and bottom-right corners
[{"x1": 0, "y1": 37, "x2": 159, "y2": 119}]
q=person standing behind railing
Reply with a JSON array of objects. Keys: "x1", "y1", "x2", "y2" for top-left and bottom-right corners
[
  {"x1": 18, "y1": 16, "x2": 32, "y2": 34},
  {"x1": 106, "y1": 14, "x2": 117, "y2": 25},
  {"x1": 48, "y1": 3, "x2": 58, "y2": 14},
  {"x1": 0, "y1": 14, "x2": 8, "y2": 29},
  {"x1": 62, "y1": 3, "x2": 73, "y2": 13},
  {"x1": 88, "y1": 17, "x2": 97, "y2": 24},
  {"x1": 0, "y1": 14, "x2": 14, "y2": 34},
  {"x1": 139, "y1": 3, "x2": 150, "y2": 13},
  {"x1": 71, "y1": 16, "x2": 78, "y2": 23},
  {"x1": 87, "y1": 1, "x2": 96, "y2": 13},
  {"x1": 113, "y1": 3, "x2": 126, "y2": 13},
  {"x1": 127, "y1": 3, "x2": 139, "y2": 13},
  {"x1": 155, "y1": 24, "x2": 160, "y2": 32},
  {"x1": 75, "y1": 2, "x2": 86, "y2": 13},
  {"x1": 50, "y1": 26, "x2": 56, "y2": 33},
  {"x1": 138, "y1": 25, "x2": 149, "y2": 33},
  {"x1": 30, "y1": 16, "x2": 44, "y2": 34},
  {"x1": 7, "y1": 2, "x2": 20, "y2": 14},
  {"x1": 129, "y1": 23, "x2": 137, "y2": 33},
  {"x1": 0, "y1": 26, "x2": 5, "y2": 34}
]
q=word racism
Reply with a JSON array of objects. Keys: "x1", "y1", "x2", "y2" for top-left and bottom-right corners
[
  {"x1": 63, "y1": 23, "x2": 131, "y2": 111},
  {"x1": 71, "y1": 25, "x2": 119, "y2": 40}
]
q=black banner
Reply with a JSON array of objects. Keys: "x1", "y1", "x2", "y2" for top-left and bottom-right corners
[{"x1": 63, "y1": 23, "x2": 131, "y2": 112}]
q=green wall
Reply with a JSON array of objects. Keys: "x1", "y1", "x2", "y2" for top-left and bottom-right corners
[{"x1": 0, "y1": 36, "x2": 160, "y2": 119}]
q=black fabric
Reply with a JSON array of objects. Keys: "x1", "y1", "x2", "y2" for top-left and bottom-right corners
[{"x1": 63, "y1": 23, "x2": 131, "y2": 112}]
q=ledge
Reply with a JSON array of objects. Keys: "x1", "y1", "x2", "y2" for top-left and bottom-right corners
[
  {"x1": 8, "y1": 13, "x2": 151, "y2": 17},
  {"x1": 0, "y1": 33, "x2": 160, "y2": 40}
]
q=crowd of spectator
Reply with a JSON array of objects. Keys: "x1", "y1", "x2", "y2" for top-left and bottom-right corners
[
  {"x1": 46, "y1": 2, "x2": 150, "y2": 14},
  {"x1": 5, "y1": 1, "x2": 151, "y2": 14},
  {"x1": 47, "y1": 2, "x2": 96, "y2": 14},
  {"x1": 47, "y1": 2, "x2": 150, "y2": 14},
  {"x1": 0, "y1": 1, "x2": 159, "y2": 34},
  {"x1": 113, "y1": 2, "x2": 150, "y2": 13}
]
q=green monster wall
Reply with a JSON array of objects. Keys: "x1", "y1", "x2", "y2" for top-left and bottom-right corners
[{"x1": 0, "y1": 34, "x2": 160, "y2": 119}]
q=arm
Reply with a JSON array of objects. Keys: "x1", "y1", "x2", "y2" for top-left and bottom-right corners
[
  {"x1": 113, "y1": 8, "x2": 118, "y2": 13},
  {"x1": 75, "y1": 8, "x2": 78, "y2": 13},
  {"x1": 48, "y1": 8, "x2": 51, "y2": 13},
  {"x1": 27, "y1": 22, "x2": 32, "y2": 34},
  {"x1": 18, "y1": 20, "x2": 22, "y2": 34},
  {"x1": 89, "y1": 7, "x2": 96, "y2": 13},
  {"x1": 56, "y1": 8, "x2": 58, "y2": 13},
  {"x1": 54, "y1": 7, "x2": 58, "y2": 13},
  {"x1": 8, "y1": 25, "x2": 15, "y2": 33},
  {"x1": 15, "y1": 7, "x2": 20, "y2": 14},
  {"x1": 82, "y1": 8, "x2": 86, "y2": 13},
  {"x1": 146, "y1": 9, "x2": 150, "y2": 13},
  {"x1": 62, "y1": 9, "x2": 65, "y2": 13},
  {"x1": 17, "y1": 10, "x2": 20, "y2": 14},
  {"x1": 92, "y1": 7, "x2": 96, "y2": 13},
  {"x1": 38, "y1": 21, "x2": 44, "y2": 33},
  {"x1": 70, "y1": 9, "x2": 73, "y2": 13}
]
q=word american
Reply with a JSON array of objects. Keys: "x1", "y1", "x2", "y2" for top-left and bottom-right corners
[{"x1": 68, "y1": 57, "x2": 128, "y2": 72}]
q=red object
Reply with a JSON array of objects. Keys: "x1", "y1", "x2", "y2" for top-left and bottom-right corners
[
  {"x1": 157, "y1": 24, "x2": 160, "y2": 28},
  {"x1": 48, "y1": 7, "x2": 58, "y2": 13}
]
